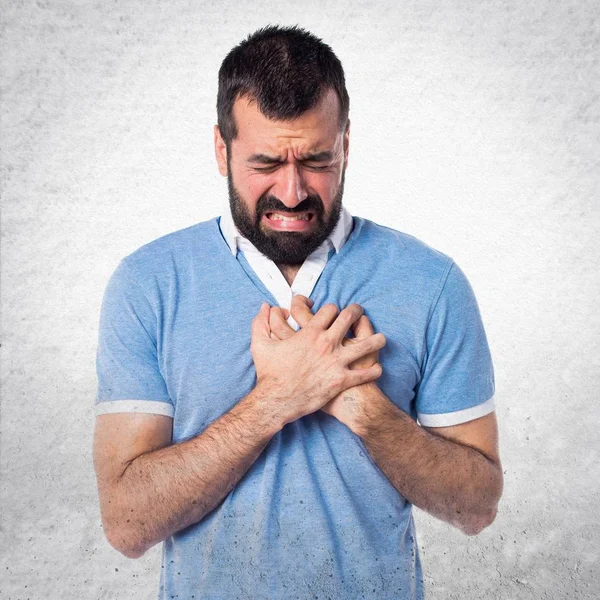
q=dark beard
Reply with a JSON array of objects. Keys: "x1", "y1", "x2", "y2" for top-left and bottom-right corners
[{"x1": 227, "y1": 169, "x2": 345, "y2": 266}]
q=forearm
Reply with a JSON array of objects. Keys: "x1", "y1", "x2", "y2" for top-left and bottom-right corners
[
  {"x1": 356, "y1": 385, "x2": 503, "y2": 535},
  {"x1": 102, "y1": 384, "x2": 283, "y2": 558}
]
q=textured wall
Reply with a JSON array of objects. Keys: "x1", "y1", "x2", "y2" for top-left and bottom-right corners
[{"x1": 1, "y1": 1, "x2": 598, "y2": 598}]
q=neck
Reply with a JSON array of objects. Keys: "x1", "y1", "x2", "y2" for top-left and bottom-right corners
[{"x1": 276, "y1": 264, "x2": 301, "y2": 287}]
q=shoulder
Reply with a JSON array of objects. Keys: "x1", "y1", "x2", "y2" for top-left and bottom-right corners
[
  {"x1": 120, "y1": 217, "x2": 220, "y2": 281},
  {"x1": 356, "y1": 216, "x2": 454, "y2": 286}
]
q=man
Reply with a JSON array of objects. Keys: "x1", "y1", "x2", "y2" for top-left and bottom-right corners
[{"x1": 94, "y1": 25, "x2": 502, "y2": 600}]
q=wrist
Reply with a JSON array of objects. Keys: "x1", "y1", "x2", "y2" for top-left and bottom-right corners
[
  {"x1": 245, "y1": 379, "x2": 290, "y2": 434},
  {"x1": 352, "y1": 383, "x2": 396, "y2": 438}
]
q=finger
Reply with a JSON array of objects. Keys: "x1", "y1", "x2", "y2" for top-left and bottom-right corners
[
  {"x1": 352, "y1": 314, "x2": 375, "y2": 339},
  {"x1": 289, "y1": 294, "x2": 319, "y2": 329},
  {"x1": 327, "y1": 303, "x2": 364, "y2": 343},
  {"x1": 304, "y1": 303, "x2": 342, "y2": 331},
  {"x1": 269, "y1": 306, "x2": 295, "y2": 340},
  {"x1": 251, "y1": 303, "x2": 272, "y2": 340},
  {"x1": 342, "y1": 333, "x2": 387, "y2": 365},
  {"x1": 344, "y1": 362, "x2": 383, "y2": 388},
  {"x1": 290, "y1": 296, "x2": 346, "y2": 332},
  {"x1": 289, "y1": 294, "x2": 314, "y2": 309}
]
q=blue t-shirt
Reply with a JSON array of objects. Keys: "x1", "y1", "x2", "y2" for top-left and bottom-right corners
[{"x1": 96, "y1": 215, "x2": 495, "y2": 599}]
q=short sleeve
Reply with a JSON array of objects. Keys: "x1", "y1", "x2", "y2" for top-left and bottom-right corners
[
  {"x1": 415, "y1": 261, "x2": 495, "y2": 427},
  {"x1": 95, "y1": 259, "x2": 174, "y2": 418}
]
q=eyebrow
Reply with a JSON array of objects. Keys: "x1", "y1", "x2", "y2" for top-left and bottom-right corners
[{"x1": 247, "y1": 151, "x2": 334, "y2": 164}]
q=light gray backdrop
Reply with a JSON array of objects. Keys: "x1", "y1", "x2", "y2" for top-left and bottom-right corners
[{"x1": 1, "y1": 1, "x2": 598, "y2": 598}]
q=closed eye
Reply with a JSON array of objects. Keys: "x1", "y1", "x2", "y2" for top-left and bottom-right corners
[
  {"x1": 253, "y1": 164, "x2": 330, "y2": 173},
  {"x1": 252, "y1": 165, "x2": 280, "y2": 172}
]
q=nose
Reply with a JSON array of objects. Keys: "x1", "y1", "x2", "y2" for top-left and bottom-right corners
[{"x1": 272, "y1": 162, "x2": 309, "y2": 208}]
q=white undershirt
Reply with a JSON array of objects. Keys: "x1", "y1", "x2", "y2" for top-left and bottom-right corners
[{"x1": 218, "y1": 202, "x2": 354, "y2": 331}]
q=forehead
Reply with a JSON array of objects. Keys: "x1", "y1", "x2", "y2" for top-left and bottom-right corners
[{"x1": 231, "y1": 89, "x2": 343, "y2": 155}]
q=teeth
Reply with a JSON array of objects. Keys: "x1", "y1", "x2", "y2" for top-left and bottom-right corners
[{"x1": 269, "y1": 213, "x2": 310, "y2": 221}]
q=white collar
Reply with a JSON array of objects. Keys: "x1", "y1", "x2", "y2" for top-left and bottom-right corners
[{"x1": 219, "y1": 202, "x2": 354, "y2": 257}]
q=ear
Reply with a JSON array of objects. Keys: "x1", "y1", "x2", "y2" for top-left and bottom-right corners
[
  {"x1": 343, "y1": 119, "x2": 350, "y2": 170},
  {"x1": 214, "y1": 125, "x2": 228, "y2": 177}
]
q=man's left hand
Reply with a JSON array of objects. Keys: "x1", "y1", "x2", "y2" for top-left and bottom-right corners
[{"x1": 267, "y1": 296, "x2": 382, "y2": 433}]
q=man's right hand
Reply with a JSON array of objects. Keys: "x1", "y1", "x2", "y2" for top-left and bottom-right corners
[{"x1": 250, "y1": 296, "x2": 386, "y2": 427}]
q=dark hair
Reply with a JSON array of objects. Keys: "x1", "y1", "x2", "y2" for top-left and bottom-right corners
[{"x1": 217, "y1": 25, "x2": 349, "y2": 146}]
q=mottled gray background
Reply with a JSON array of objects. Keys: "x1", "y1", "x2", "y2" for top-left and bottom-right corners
[{"x1": 1, "y1": 0, "x2": 598, "y2": 598}]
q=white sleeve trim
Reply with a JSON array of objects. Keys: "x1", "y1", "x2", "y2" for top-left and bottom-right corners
[
  {"x1": 95, "y1": 400, "x2": 174, "y2": 418},
  {"x1": 417, "y1": 396, "x2": 495, "y2": 427}
]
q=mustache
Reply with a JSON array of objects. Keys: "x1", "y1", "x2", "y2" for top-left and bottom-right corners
[{"x1": 257, "y1": 195, "x2": 323, "y2": 215}]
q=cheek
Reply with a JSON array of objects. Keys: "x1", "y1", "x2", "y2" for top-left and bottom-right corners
[
  {"x1": 247, "y1": 178, "x2": 269, "y2": 199},
  {"x1": 248, "y1": 181, "x2": 272, "y2": 216},
  {"x1": 234, "y1": 171, "x2": 269, "y2": 212},
  {"x1": 308, "y1": 172, "x2": 341, "y2": 203}
]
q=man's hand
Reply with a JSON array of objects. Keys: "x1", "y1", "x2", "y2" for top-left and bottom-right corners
[
  {"x1": 267, "y1": 296, "x2": 384, "y2": 432},
  {"x1": 250, "y1": 296, "x2": 386, "y2": 428},
  {"x1": 267, "y1": 298, "x2": 503, "y2": 536}
]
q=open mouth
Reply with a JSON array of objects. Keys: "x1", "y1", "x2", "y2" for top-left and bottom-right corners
[
  {"x1": 263, "y1": 211, "x2": 315, "y2": 230},
  {"x1": 264, "y1": 211, "x2": 315, "y2": 222}
]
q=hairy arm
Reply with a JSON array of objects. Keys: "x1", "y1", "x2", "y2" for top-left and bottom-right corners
[
  {"x1": 353, "y1": 383, "x2": 503, "y2": 535},
  {"x1": 94, "y1": 296, "x2": 383, "y2": 559},
  {"x1": 270, "y1": 297, "x2": 502, "y2": 535},
  {"x1": 93, "y1": 384, "x2": 283, "y2": 558}
]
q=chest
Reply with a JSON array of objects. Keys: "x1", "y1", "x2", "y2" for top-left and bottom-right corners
[{"x1": 157, "y1": 283, "x2": 423, "y2": 443}]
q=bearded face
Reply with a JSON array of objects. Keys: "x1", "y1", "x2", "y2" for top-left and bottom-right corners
[
  {"x1": 227, "y1": 166, "x2": 345, "y2": 265},
  {"x1": 215, "y1": 89, "x2": 350, "y2": 266}
]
